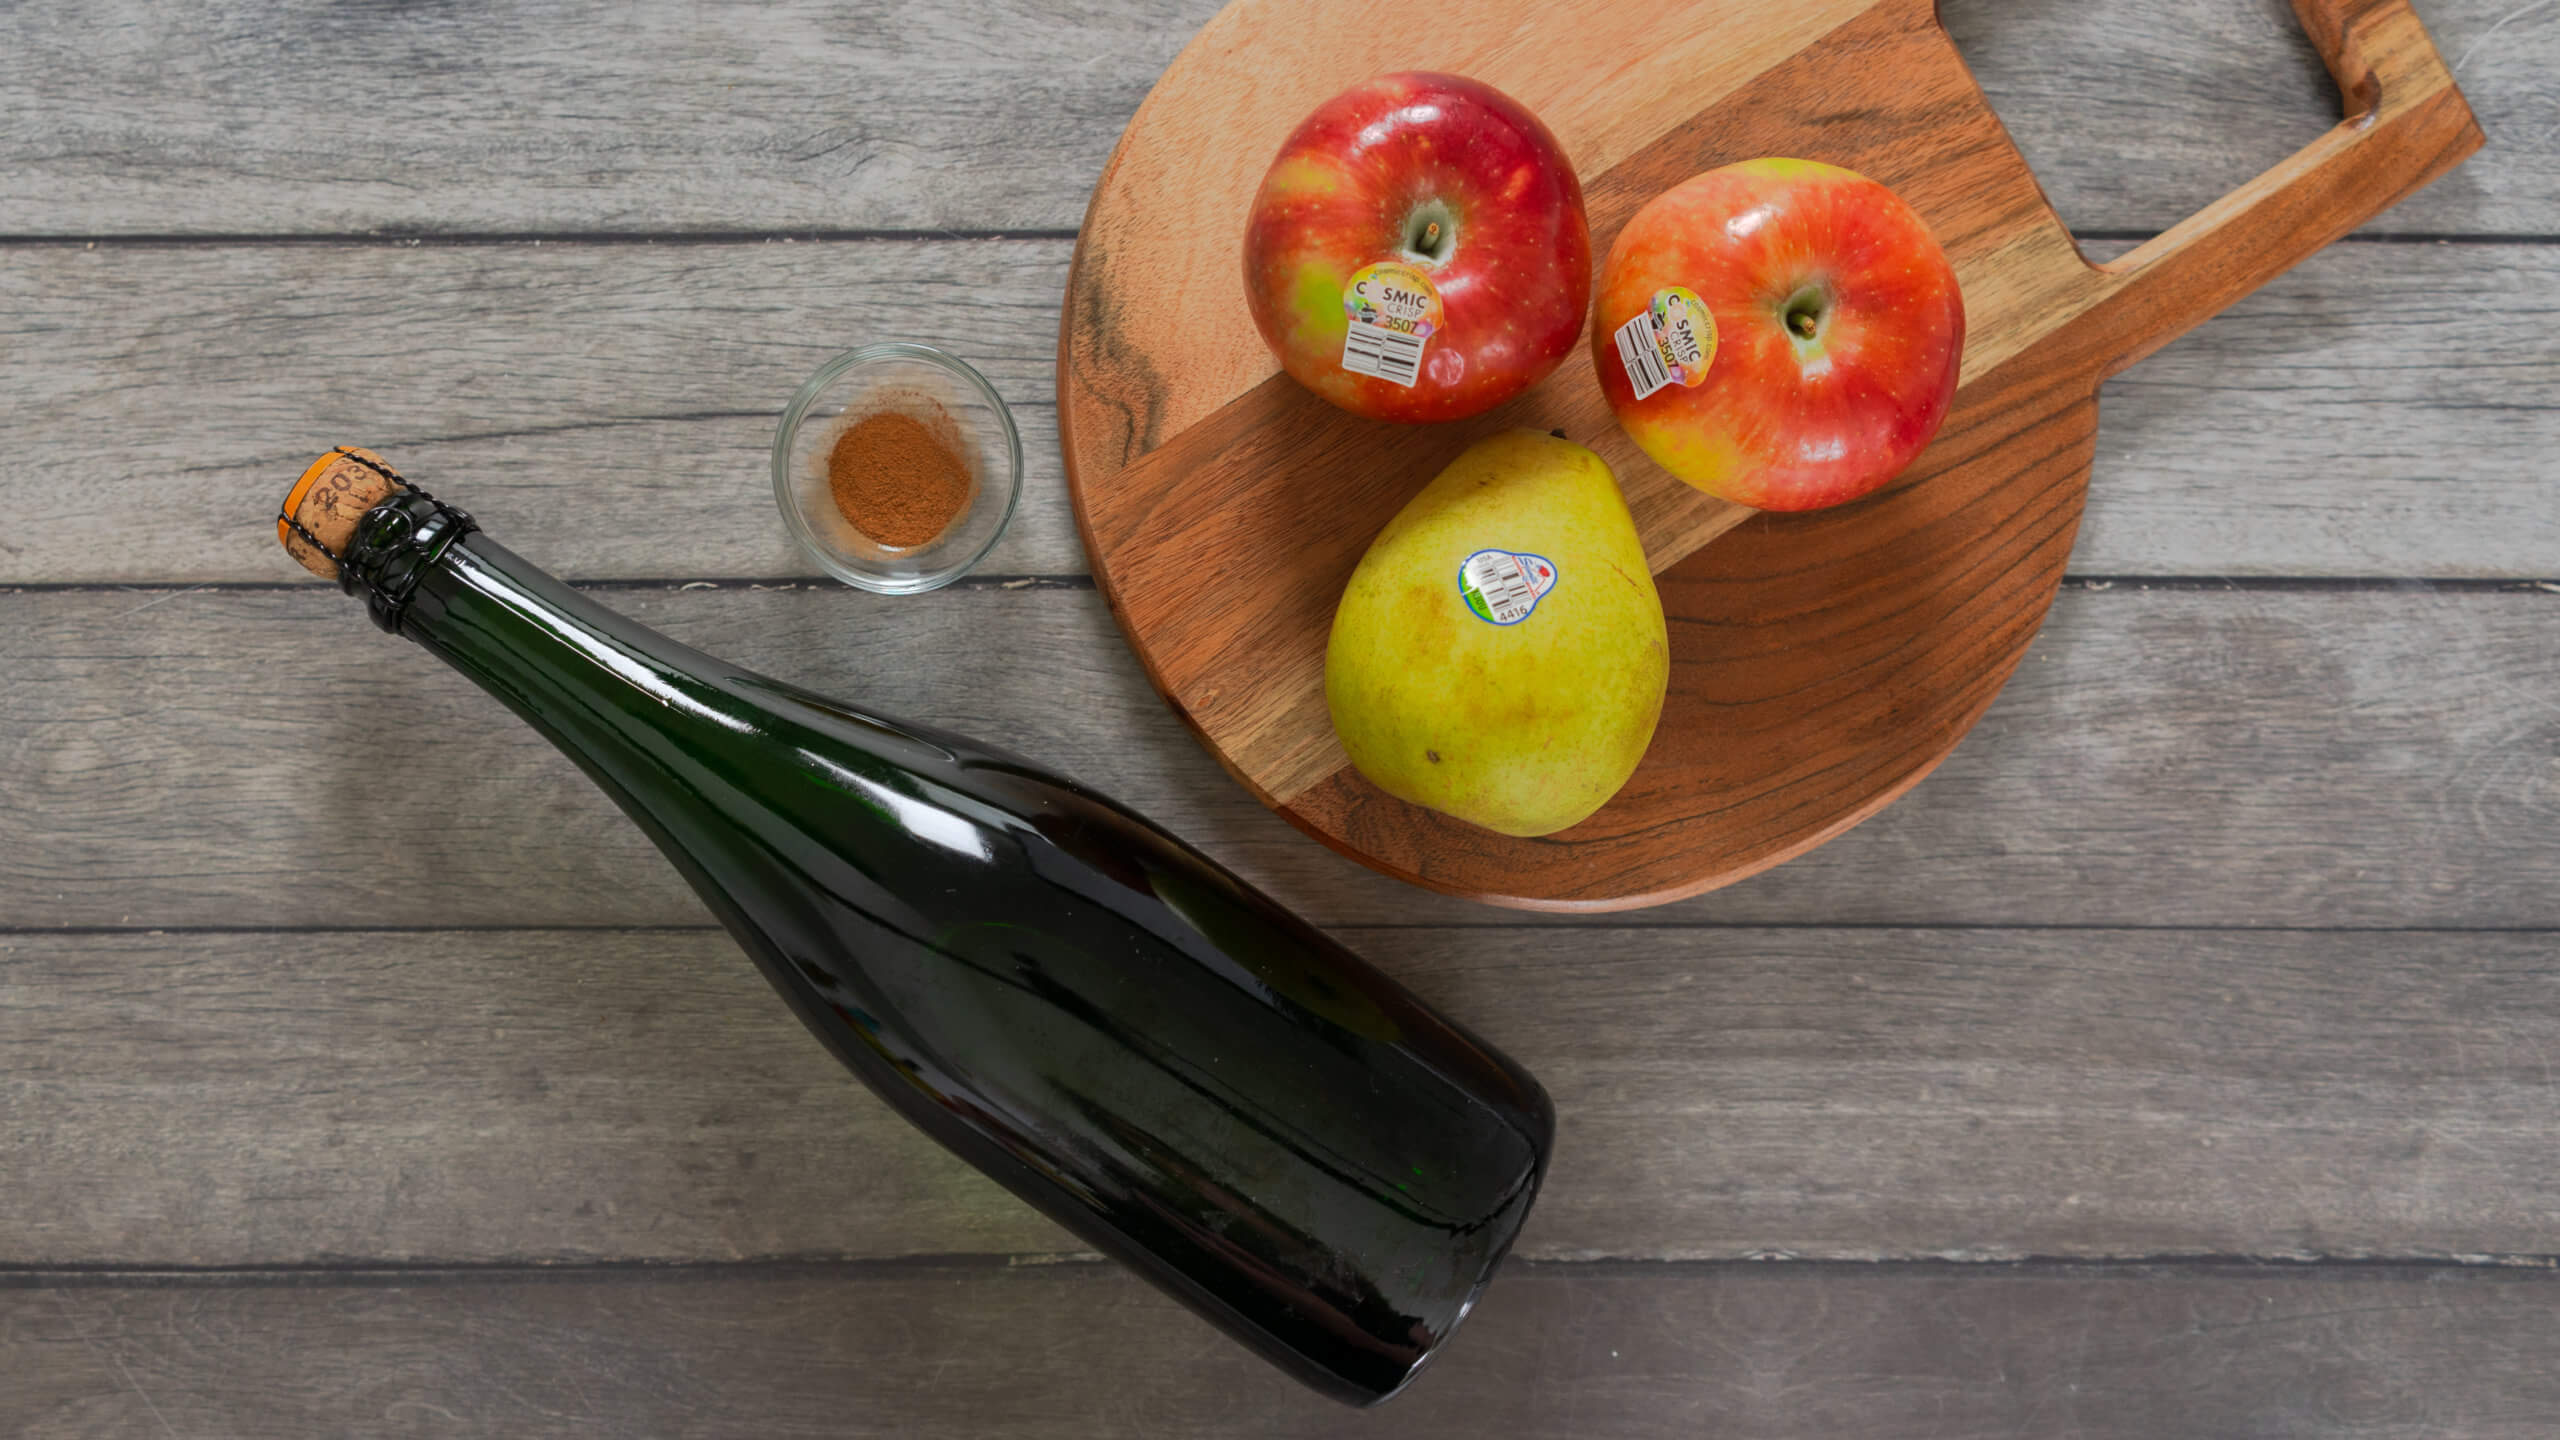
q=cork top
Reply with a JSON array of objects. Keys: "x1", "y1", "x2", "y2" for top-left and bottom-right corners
[{"x1": 279, "y1": 447, "x2": 403, "y2": 578}]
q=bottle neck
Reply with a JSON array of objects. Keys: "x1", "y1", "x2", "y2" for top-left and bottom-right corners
[
  {"x1": 333, "y1": 489, "x2": 480, "y2": 634},
  {"x1": 392, "y1": 531, "x2": 753, "y2": 766},
  {"x1": 334, "y1": 495, "x2": 780, "y2": 823},
  {"x1": 335, "y1": 490, "x2": 731, "y2": 710}
]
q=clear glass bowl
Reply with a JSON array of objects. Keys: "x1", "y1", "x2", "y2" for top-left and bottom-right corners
[{"x1": 771, "y1": 343, "x2": 1023, "y2": 593}]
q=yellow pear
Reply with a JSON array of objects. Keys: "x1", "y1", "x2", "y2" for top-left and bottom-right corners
[{"x1": 1326, "y1": 429, "x2": 1668, "y2": 837}]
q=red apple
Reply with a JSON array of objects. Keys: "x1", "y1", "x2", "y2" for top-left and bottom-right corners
[
  {"x1": 1244, "y1": 73, "x2": 1591, "y2": 424},
  {"x1": 1593, "y1": 158, "x2": 1964, "y2": 510}
]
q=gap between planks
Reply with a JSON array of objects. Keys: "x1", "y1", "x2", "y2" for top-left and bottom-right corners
[
  {"x1": 7, "y1": 1255, "x2": 2560, "y2": 1290},
  {"x1": 1, "y1": 231, "x2": 2549, "y2": 251},
  {"x1": 0, "y1": 230, "x2": 1090, "y2": 247},
  {"x1": 7, "y1": 576, "x2": 2556, "y2": 596},
  {"x1": 5, "y1": 921, "x2": 2558, "y2": 937}
]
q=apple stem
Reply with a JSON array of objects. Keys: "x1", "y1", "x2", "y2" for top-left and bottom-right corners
[
  {"x1": 1782, "y1": 283, "x2": 1830, "y2": 342},
  {"x1": 1402, "y1": 200, "x2": 1458, "y2": 265}
]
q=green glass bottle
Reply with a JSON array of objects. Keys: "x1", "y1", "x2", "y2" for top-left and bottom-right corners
[{"x1": 279, "y1": 450, "x2": 1552, "y2": 1406}]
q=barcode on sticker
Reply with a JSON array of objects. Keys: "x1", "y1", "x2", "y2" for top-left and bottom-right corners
[
  {"x1": 1460, "y1": 549, "x2": 1556, "y2": 626},
  {"x1": 1615, "y1": 310, "x2": 1673, "y2": 400},
  {"x1": 1470, "y1": 555, "x2": 1537, "y2": 622},
  {"x1": 1343, "y1": 325, "x2": 1426, "y2": 387}
]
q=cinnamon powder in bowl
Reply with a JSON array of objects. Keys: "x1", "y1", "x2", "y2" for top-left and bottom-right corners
[
  {"x1": 827, "y1": 406, "x2": 973, "y2": 548},
  {"x1": 771, "y1": 343, "x2": 1023, "y2": 594}
]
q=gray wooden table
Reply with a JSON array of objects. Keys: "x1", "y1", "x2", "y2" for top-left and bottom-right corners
[{"x1": 5, "y1": 0, "x2": 2556, "y2": 1434}]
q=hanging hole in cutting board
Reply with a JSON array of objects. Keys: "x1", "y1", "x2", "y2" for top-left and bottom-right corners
[{"x1": 1939, "y1": 0, "x2": 2337, "y2": 260}]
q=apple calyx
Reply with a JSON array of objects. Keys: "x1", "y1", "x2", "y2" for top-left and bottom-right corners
[{"x1": 1400, "y1": 199, "x2": 1459, "y2": 267}]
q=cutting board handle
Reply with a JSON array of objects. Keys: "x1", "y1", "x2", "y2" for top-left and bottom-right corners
[{"x1": 2067, "y1": 0, "x2": 2483, "y2": 380}]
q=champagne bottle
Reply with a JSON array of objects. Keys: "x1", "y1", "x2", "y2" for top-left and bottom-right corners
[{"x1": 278, "y1": 449, "x2": 1552, "y2": 1406}]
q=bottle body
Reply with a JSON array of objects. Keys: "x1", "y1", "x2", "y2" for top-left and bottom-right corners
[{"x1": 363, "y1": 503, "x2": 1550, "y2": 1405}]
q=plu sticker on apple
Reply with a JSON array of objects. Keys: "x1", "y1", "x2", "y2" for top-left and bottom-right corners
[
  {"x1": 1458, "y1": 548, "x2": 1558, "y2": 626},
  {"x1": 1612, "y1": 286, "x2": 1718, "y2": 401},
  {"x1": 1341, "y1": 262, "x2": 1444, "y2": 388}
]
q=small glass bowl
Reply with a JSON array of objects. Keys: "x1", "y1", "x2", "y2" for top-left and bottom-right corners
[{"x1": 772, "y1": 343, "x2": 1023, "y2": 593}]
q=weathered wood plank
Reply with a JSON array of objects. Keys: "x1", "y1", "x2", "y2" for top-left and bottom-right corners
[
  {"x1": 1, "y1": 585, "x2": 2551, "y2": 931},
  {"x1": 0, "y1": 0, "x2": 2548, "y2": 236},
  {"x1": 11, "y1": 926, "x2": 2560, "y2": 1266},
  {"x1": 2085, "y1": 241, "x2": 2560, "y2": 579},
  {"x1": 0, "y1": 0, "x2": 1223, "y2": 236},
  {"x1": 3, "y1": 239, "x2": 2553, "y2": 584},
  {"x1": 1942, "y1": 0, "x2": 2556, "y2": 239},
  {"x1": 0, "y1": 239, "x2": 1082, "y2": 584},
  {"x1": 11, "y1": 1262, "x2": 2560, "y2": 1437}
]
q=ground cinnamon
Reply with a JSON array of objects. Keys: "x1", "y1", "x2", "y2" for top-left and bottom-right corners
[{"x1": 828, "y1": 406, "x2": 972, "y2": 548}]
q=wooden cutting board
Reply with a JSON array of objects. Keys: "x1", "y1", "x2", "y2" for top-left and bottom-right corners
[{"x1": 1058, "y1": 0, "x2": 2480, "y2": 911}]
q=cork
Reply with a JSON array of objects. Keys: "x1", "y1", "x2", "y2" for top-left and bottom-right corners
[{"x1": 279, "y1": 447, "x2": 401, "y2": 578}]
